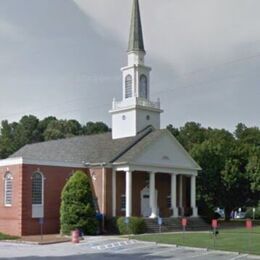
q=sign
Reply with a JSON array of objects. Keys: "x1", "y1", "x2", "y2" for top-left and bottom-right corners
[
  {"x1": 124, "y1": 217, "x2": 129, "y2": 225},
  {"x1": 182, "y1": 218, "x2": 188, "y2": 227},
  {"x1": 246, "y1": 219, "x2": 253, "y2": 229},
  {"x1": 212, "y1": 219, "x2": 218, "y2": 229},
  {"x1": 158, "y1": 217, "x2": 162, "y2": 226},
  {"x1": 39, "y1": 218, "x2": 44, "y2": 225}
]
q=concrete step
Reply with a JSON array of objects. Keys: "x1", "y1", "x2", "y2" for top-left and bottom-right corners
[{"x1": 143, "y1": 217, "x2": 209, "y2": 233}]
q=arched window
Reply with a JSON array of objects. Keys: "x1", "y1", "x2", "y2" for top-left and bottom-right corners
[
  {"x1": 139, "y1": 75, "x2": 148, "y2": 98},
  {"x1": 125, "y1": 75, "x2": 132, "y2": 98},
  {"x1": 4, "y1": 173, "x2": 13, "y2": 206},
  {"x1": 32, "y1": 172, "x2": 43, "y2": 205}
]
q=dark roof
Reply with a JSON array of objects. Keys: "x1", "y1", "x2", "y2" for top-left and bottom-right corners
[
  {"x1": 10, "y1": 127, "x2": 158, "y2": 165},
  {"x1": 128, "y1": 0, "x2": 145, "y2": 52}
]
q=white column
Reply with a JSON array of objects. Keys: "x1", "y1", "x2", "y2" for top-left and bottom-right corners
[
  {"x1": 171, "y1": 173, "x2": 179, "y2": 218},
  {"x1": 179, "y1": 175, "x2": 183, "y2": 216},
  {"x1": 149, "y1": 172, "x2": 157, "y2": 218},
  {"x1": 125, "y1": 170, "x2": 132, "y2": 217},
  {"x1": 191, "y1": 175, "x2": 198, "y2": 217},
  {"x1": 112, "y1": 169, "x2": 116, "y2": 217}
]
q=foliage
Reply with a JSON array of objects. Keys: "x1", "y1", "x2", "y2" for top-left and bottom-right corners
[
  {"x1": 0, "y1": 115, "x2": 110, "y2": 159},
  {"x1": 83, "y1": 121, "x2": 110, "y2": 135},
  {"x1": 60, "y1": 171, "x2": 97, "y2": 235},
  {"x1": 167, "y1": 122, "x2": 260, "y2": 220},
  {"x1": 0, "y1": 232, "x2": 19, "y2": 240},
  {"x1": 245, "y1": 207, "x2": 260, "y2": 220},
  {"x1": 105, "y1": 217, "x2": 119, "y2": 234},
  {"x1": 117, "y1": 217, "x2": 146, "y2": 235}
]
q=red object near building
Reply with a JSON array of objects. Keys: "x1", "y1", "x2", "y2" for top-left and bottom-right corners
[
  {"x1": 72, "y1": 230, "x2": 80, "y2": 243},
  {"x1": 246, "y1": 219, "x2": 253, "y2": 229},
  {"x1": 182, "y1": 218, "x2": 188, "y2": 227},
  {"x1": 212, "y1": 219, "x2": 218, "y2": 229}
]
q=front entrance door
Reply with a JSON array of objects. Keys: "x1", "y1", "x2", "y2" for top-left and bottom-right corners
[{"x1": 141, "y1": 186, "x2": 158, "y2": 217}]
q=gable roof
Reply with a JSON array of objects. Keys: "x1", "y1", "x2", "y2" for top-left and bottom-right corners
[
  {"x1": 9, "y1": 127, "x2": 153, "y2": 165},
  {"x1": 9, "y1": 128, "x2": 200, "y2": 171}
]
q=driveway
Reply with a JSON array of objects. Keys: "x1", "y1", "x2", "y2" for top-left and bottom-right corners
[{"x1": 0, "y1": 236, "x2": 259, "y2": 259}]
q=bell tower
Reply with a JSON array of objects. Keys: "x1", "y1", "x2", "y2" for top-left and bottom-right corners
[{"x1": 110, "y1": 0, "x2": 163, "y2": 139}]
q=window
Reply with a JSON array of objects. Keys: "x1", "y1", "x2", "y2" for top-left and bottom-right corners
[
  {"x1": 167, "y1": 195, "x2": 171, "y2": 209},
  {"x1": 125, "y1": 75, "x2": 132, "y2": 98},
  {"x1": 32, "y1": 172, "x2": 43, "y2": 205},
  {"x1": 139, "y1": 75, "x2": 148, "y2": 98},
  {"x1": 121, "y1": 194, "x2": 126, "y2": 211},
  {"x1": 4, "y1": 173, "x2": 13, "y2": 206}
]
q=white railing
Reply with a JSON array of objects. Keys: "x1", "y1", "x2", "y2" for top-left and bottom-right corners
[{"x1": 112, "y1": 97, "x2": 160, "y2": 110}]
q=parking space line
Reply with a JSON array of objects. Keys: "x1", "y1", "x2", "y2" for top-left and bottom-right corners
[{"x1": 114, "y1": 244, "x2": 153, "y2": 253}]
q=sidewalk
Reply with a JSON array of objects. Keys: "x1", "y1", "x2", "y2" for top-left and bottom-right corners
[{"x1": 17, "y1": 234, "x2": 70, "y2": 245}]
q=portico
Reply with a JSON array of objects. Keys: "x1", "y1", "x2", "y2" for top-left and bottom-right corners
[{"x1": 112, "y1": 165, "x2": 198, "y2": 219}]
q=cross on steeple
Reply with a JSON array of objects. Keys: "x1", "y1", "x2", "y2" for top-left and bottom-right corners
[{"x1": 128, "y1": 0, "x2": 145, "y2": 53}]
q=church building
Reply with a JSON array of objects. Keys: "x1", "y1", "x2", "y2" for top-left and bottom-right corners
[{"x1": 0, "y1": 0, "x2": 201, "y2": 236}]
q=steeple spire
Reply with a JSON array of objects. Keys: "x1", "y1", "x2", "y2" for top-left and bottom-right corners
[{"x1": 128, "y1": 0, "x2": 145, "y2": 52}]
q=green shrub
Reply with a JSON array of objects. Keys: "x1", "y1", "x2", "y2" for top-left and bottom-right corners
[
  {"x1": 245, "y1": 207, "x2": 260, "y2": 219},
  {"x1": 117, "y1": 217, "x2": 146, "y2": 235},
  {"x1": 105, "y1": 217, "x2": 119, "y2": 234},
  {"x1": 198, "y1": 204, "x2": 215, "y2": 223},
  {"x1": 60, "y1": 171, "x2": 97, "y2": 235}
]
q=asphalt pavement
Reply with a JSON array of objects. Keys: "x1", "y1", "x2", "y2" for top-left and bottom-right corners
[{"x1": 0, "y1": 236, "x2": 259, "y2": 260}]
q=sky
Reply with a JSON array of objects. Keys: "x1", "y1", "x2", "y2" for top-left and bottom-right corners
[{"x1": 0, "y1": 0, "x2": 259, "y2": 131}]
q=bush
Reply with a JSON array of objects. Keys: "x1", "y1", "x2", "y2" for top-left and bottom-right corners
[
  {"x1": 117, "y1": 217, "x2": 146, "y2": 235},
  {"x1": 245, "y1": 207, "x2": 260, "y2": 219},
  {"x1": 198, "y1": 204, "x2": 215, "y2": 223},
  {"x1": 60, "y1": 171, "x2": 97, "y2": 235},
  {"x1": 105, "y1": 217, "x2": 119, "y2": 234}
]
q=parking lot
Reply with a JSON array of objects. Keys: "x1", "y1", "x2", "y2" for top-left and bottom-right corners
[{"x1": 0, "y1": 236, "x2": 259, "y2": 259}]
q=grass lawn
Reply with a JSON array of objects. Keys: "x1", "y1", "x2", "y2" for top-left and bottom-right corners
[
  {"x1": 0, "y1": 232, "x2": 18, "y2": 240},
  {"x1": 133, "y1": 226, "x2": 260, "y2": 255}
]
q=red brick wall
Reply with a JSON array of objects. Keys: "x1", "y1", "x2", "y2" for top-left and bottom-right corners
[
  {"x1": 0, "y1": 164, "x2": 23, "y2": 236},
  {"x1": 0, "y1": 162, "x2": 191, "y2": 236},
  {"x1": 21, "y1": 164, "x2": 90, "y2": 236},
  {"x1": 156, "y1": 173, "x2": 171, "y2": 217},
  {"x1": 0, "y1": 163, "x2": 109, "y2": 236},
  {"x1": 116, "y1": 171, "x2": 126, "y2": 217},
  {"x1": 105, "y1": 168, "x2": 113, "y2": 217}
]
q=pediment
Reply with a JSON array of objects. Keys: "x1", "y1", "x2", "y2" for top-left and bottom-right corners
[{"x1": 133, "y1": 131, "x2": 200, "y2": 170}]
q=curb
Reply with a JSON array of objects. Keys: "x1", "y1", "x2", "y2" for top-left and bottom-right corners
[
  {"x1": 2, "y1": 239, "x2": 71, "y2": 245},
  {"x1": 132, "y1": 239, "x2": 260, "y2": 258}
]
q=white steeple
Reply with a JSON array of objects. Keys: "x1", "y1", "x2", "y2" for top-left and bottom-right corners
[{"x1": 110, "y1": 0, "x2": 163, "y2": 139}]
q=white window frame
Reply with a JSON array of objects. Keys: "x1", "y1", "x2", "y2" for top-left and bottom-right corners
[
  {"x1": 32, "y1": 171, "x2": 45, "y2": 218},
  {"x1": 120, "y1": 194, "x2": 126, "y2": 211},
  {"x1": 4, "y1": 172, "x2": 13, "y2": 207}
]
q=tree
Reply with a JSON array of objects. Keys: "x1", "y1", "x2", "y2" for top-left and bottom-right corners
[
  {"x1": 0, "y1": 120, "x2": 18, "y2": 159},
  {"x1": 246, "y1": 148, "x2": 260, "y2": 193},
  {"x1": 60, "y1": 171, "x2": 97, "y2": 235},
  {"x1": 13, "y1": 115, "x2": 40, "y2": 147},
  {"x1": 175, "y1": 122, "x2": 207, "y2": 151},
  {"x1": 83, "y1": 121, "x2": 110, "y2": 135},
  {"x1": 221, "y1": 159, "x2": 250, "y2": 217}
]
